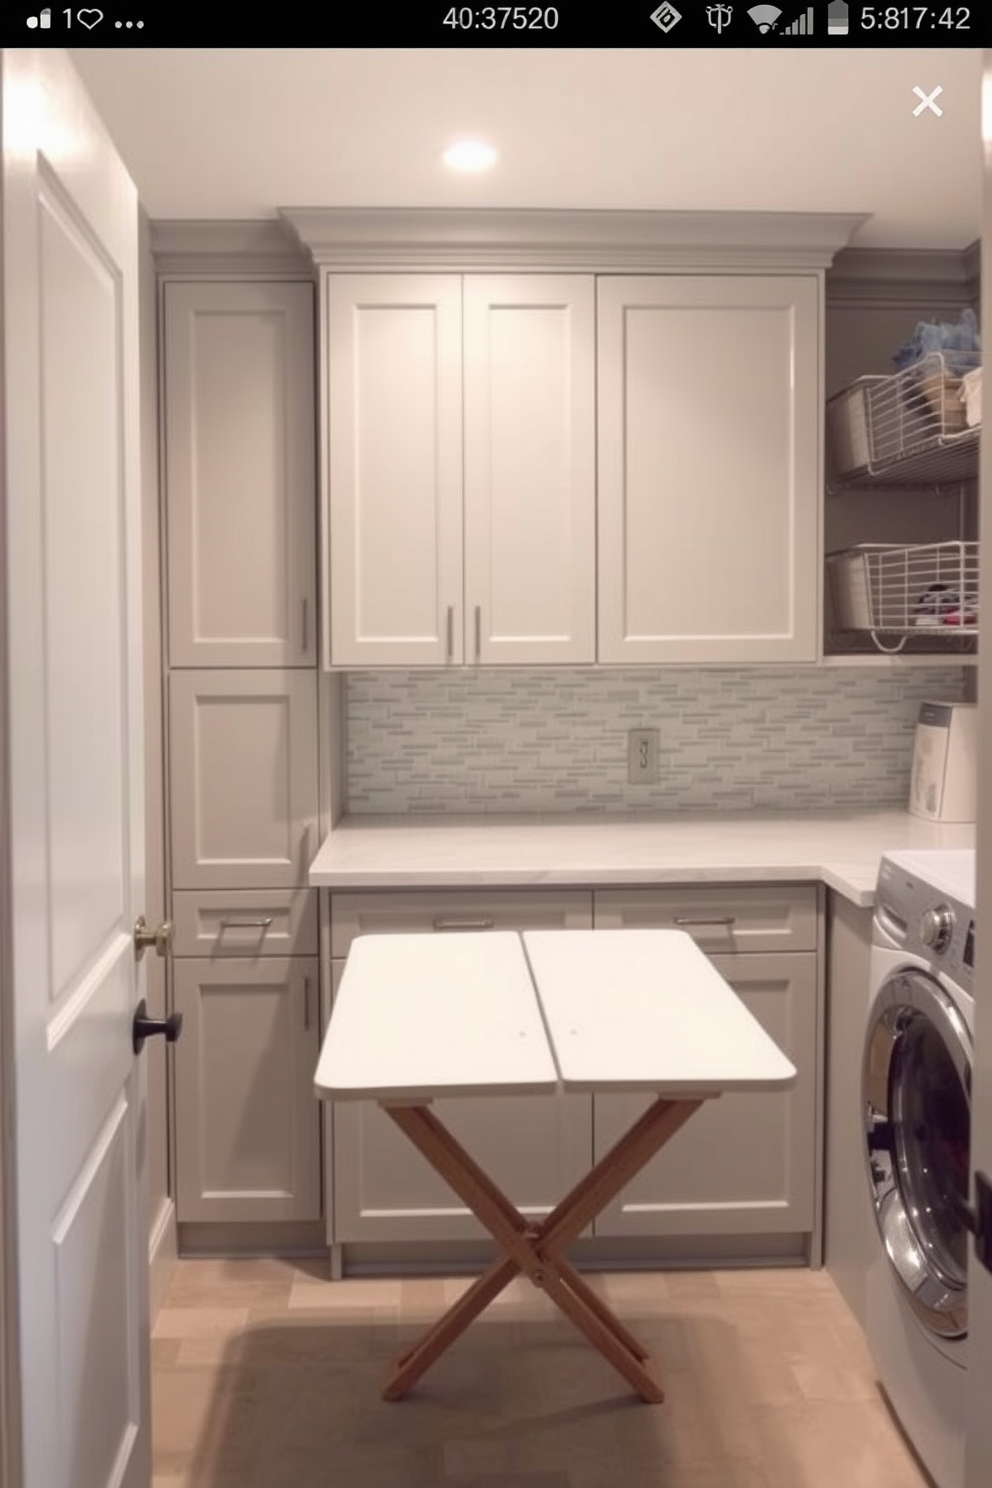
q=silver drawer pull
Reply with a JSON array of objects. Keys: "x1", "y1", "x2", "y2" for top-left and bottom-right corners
[
  {"x1": 432, "y1": 917, "x2": 496, "y2": 932},
  {"x1": 303, "y1": 975, "x2": 312, "y2": 1031},
  {"x1": 673, "y1": 916, "x2": 736, "y2": 927},
  {"x1": 445, "y1": 605, "x2": 454, "y2": 660},
  {"x1": 219, "y1": 916, "x2": 274, "y2": 929}
]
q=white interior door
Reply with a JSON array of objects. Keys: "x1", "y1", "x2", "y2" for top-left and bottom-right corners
[
  {"x1": 965, "y1": 46, "x2": 992, "y2": 1488},
  {"x1": 2, "y1": 48, "x2": 150, "y2": 1488}
]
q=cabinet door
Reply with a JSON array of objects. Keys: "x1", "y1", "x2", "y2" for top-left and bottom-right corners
[
  {"x1": 328, "y1": 961, "x2": 592, "y2": 1244},
  {"x1": 173, "y1": 958, "x2": 321, "y2": 1223},
  {"x1": 597, "y1": 276, "x2": 820, "y2": 664},
  {"x1": 592, "y1": 953, "x2": 817, "y2": 1237},
  {"x1": 463, "y1": 276, "x2": 595, "y2": 663},
  {"x1": 169, "y1": 670, "x2": 318, "y2": 889},
  {"x1": 325, "y1": 274, "x2": 463, "y2": 666},
  {"x1": 163, "y1": 281, "x2": 316, "y2": 667}
]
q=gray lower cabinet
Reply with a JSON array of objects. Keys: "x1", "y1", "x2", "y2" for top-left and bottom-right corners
[
  {"x1": 173, "y1": 956, "x2": 322, "y2": 1223},
  {"x1": 592, "y1": 951, "x2": 818, "y2": 1237},
  {"x1": 328, "y1": 890, "x2": 594, "y2": 1243},
  {"x1": 325, "y1": 883, "x2": 820, "y2": 1249}
]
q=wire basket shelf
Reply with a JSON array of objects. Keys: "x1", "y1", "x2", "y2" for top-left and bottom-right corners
[
  {"x1": 827, "y1": 352, "x2": 981, "y2": 488},
  {"x1": 827, "y1": 541, "x2": 980, "y2": 654}
]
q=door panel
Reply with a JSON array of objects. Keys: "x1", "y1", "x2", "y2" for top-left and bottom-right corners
[
  {"x1": 326, "y1": 273, "x2": 463, "y2": 666},
  {"x1": 173, "y1": 958, "x2": 321, "y2": 1223},
  {"x1": 597, "y1": 275, "x2": 820, "y2": 663},
  {"x1": 463, "y1": 275, "x2": 595, "y2": 663},
  {"x1": 2, "y1": 46, "x2": 150, "y2": 1488},
  {"x1": 164, "y1": 281, "x2": 316, "y2": 667},
  {"x1": 168, "y1": 670, "x2": 318, "y2": 888},
  {"x1": 593, "y1": 954, "x2": 817, "y2": 1236}
]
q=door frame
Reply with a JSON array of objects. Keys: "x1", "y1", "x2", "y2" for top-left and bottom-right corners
[{"x1": 0, "y1": 169, "x2": 22, "y2": 1488}]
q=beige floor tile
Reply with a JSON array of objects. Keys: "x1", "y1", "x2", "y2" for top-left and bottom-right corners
[
  {"x1": 153, "y1": 1306, "x2": 248, "y2": 1339},
  {"x1": 287, "y1": 1276, "x2": 402, "y2": 1313},
  {"x1": 150, "y1": 1258, "x2": 930, "y2": 1488},
  {"x1": 629, "y1": 1461, "x2": 771, "y2": 1488},
  {"x1": 756, "y1": 1398, "x2": 930, "y2": 1488},
  {"x1": 151, "y1": 1364, "x2": 264, "y2": 1477}
]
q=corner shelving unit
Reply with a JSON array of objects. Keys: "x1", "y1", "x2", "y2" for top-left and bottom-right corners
[{"x1": 824, "y1": 352, "x2": 980, "y2": 662}]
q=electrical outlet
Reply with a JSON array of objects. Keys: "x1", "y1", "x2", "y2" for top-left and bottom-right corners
[{"x1": 627, "y1": 728, "x2": 659, "y2": 785}]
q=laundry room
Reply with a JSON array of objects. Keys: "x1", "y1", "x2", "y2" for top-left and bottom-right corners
[{"x1": 1, "y1": 27, "x2": 991, "y2": 1488}]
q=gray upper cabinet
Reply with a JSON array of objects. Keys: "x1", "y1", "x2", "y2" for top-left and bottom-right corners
[
  {"x1": 163, "y1": 281, "x2": 317, "y2": 667},
  {"x1": 168, "y1": 669, "x2": 318, "y2": 889},
  {"x1": 597, "y1": 275, "x2": 820, "y2": 664}
]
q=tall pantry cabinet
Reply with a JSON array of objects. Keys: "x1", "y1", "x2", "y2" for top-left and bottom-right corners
[{"x1": 160, "y1": 275, "x2": 323, "y2": 1238}]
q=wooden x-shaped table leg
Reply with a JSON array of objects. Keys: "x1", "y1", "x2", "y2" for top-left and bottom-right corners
[{"x1": 380, "y1": 1093, "x2": 705, "y2": 1404}]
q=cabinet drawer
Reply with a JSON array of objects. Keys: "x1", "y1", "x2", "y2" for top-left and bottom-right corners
[
  {"x1": 172, "y1": 889, "x2": 318, "y2": 958},
  {"x1": 330, "y1": 889, "x2": 593, "y2": 959},
  {"x1": 593, "y1": 885, "x2": 817, "y2": 953}
]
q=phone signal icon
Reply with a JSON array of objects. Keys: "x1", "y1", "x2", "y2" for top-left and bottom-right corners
[{"x1": 782, "y1": 5, "x2": 814, "y2": 31}]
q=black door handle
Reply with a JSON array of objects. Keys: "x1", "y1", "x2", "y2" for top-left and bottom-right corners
[{"x1": 132, "y1": 998, "x2": 184, "y2": 1055}]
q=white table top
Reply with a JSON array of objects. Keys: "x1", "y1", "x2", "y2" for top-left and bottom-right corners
[
  {"x1": 314, "y1": 931, "x2": 559, "y2": 1101},
  {"x1": 315, "y1": 928, "x2": 797, "y2": 1102},
  {"x1": 523, "y1": 930, "x2": 797, "y2": 1095}
]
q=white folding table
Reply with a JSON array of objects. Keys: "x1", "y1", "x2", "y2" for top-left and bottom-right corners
[{"x1": 314, "y1": 928, "x2": 796, "y2": 1404}]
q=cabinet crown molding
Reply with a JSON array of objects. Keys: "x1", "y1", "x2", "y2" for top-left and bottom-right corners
[
  {"x1": 150, "y1": 218, "x2": 313, "y2": 277},
  {"x1": 280, "y1": 207, "x2": 868, "y2": 272},
  {"x1": 827, "y1": 241, "x2": 981, "y2": 306}
]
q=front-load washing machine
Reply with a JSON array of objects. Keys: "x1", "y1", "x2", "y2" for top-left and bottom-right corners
[{"x1": 865, "y1": 847, "x2": 976, "y2": 1488}]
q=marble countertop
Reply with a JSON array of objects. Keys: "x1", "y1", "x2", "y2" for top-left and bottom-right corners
[{"x1": 308, "y1": 810, "x2": 977, "y2": 907}]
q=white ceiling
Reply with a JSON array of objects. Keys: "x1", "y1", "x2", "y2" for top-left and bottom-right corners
[{"x1": 70, "y1": 47, "x2": 984, "y2": 249}]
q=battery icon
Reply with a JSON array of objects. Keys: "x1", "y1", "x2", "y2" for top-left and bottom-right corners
[{"x1": 827, "y1": 0, "x2": 849, "y2": 33}]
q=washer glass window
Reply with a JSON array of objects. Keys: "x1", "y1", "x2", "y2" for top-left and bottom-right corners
[{"x1": 864, "y1": 970, "x2": 972, "y2": 1338}]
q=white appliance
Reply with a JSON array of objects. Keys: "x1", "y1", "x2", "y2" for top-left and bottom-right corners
[
  {"x1": 865, "y1": 848, "x2": 976, "y2": 1488},
  {"x1": 908, "y1": 701, "x2": 979, "y2": 823}
]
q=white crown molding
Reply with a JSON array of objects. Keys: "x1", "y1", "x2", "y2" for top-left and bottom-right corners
[
  {"x1": 279, "y1": 207, "x2": 869, "y2": 272},
  {"x1": 826, "y1": 244, "x2": 980, "y2": 307},
  {"x1": 150, "y1": 219, "x2": 313, "y2": 277}
]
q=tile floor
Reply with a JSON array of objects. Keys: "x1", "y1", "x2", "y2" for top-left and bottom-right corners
[{"x1": 151, "y1": 1259, "x2": 932, "y2": 1488}]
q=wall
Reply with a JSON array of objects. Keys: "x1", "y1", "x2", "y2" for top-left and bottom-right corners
[{"x1": 344, "y1": 665, "x2": 968, "y2": 815}]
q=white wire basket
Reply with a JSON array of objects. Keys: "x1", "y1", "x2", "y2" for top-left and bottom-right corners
[
  {"x1": 827, "y1": 352, "x2": 981, "y2": 486},
  {"x1": 827, "y1": 541, "x2": 980, "y2": 651}
]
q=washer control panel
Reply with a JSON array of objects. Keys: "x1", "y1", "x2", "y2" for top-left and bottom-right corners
[{"x1": 875, "y1": 859, "x2": 974, "y2": 997}]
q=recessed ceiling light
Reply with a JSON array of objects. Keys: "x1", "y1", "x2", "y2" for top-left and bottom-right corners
[{"x1": 442, "y1": 139, "x2": 497, "y2": 173}]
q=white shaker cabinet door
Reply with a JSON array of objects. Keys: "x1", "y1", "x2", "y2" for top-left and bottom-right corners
[
  {"x1": 463, "y1": 275, "x2": 596, "y2": 663},
  {"x1": 325, "y1": 273, "x2": 463, "y2": 666},
  {"x1": 168, "y1": 670, "x2": 318, "y2": 889},
  {"x1": 592, "y1": 953, "x2": 817, "y2": 1238},
  {"x1": 163, "y1": 281, "x2": 317, "y2": 667},
  {"x1": 597, "y1": 276, "x2": 820, "y2": 664},
  {"x1": 173, "y1": 957, "x2": 321, "y2": 1223}
]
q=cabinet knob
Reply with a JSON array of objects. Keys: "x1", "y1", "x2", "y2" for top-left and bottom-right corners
[{"x1": 132, "y1": 998, "x2": 184, "y2": 1056}]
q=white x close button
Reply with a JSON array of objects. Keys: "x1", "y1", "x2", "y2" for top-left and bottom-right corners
[{"x1": 912, "y1": 85, "x2": 944, "y2": 118}]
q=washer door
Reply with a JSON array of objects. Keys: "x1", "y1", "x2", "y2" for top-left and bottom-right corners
[{"x1": 863, "y1": 967, "x2": 972, "y2": 1339}]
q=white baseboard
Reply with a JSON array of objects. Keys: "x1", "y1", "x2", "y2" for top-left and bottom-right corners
[{"x1": 148, "y1": 1197, "x2": 177, "y2": 1323}]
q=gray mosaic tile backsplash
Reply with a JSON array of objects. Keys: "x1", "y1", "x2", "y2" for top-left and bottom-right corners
[{"x1": 344, "y1": 667, "x2": 969, "y2": 815}]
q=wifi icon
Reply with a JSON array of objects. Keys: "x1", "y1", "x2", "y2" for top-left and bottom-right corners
[{"x1": 748, "y1": 4, "x2": 781, "y2": 29}]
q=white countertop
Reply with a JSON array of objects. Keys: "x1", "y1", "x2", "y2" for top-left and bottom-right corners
[{"x1": 309, "y1": 809, "x2": 977, "y2": 908}]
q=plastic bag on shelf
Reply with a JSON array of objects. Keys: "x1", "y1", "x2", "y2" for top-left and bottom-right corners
[{"x1": 891, "y1": 308, "x2": 981, "y2": 376}]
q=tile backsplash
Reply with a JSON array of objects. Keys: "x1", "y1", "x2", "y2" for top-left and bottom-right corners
[{"x1": 344, "y1": 667, "x2": 969, "y2": 816}]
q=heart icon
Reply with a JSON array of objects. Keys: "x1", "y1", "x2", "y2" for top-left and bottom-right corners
[{"x1": 76, "y1": 8, "x2": 104, "y2": 26}]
